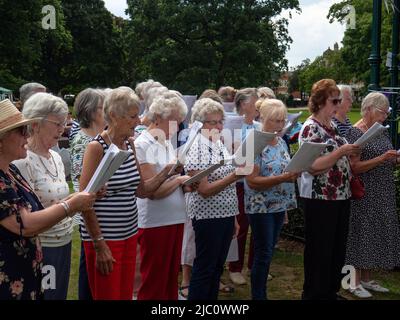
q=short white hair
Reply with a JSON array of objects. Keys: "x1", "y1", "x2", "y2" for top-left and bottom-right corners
[
  {"x1": 23, "y1": 92, "x2": 68, "y2": 120},
  {"x1": 144, "y1": 86, "x2": 169, "y2": 111},
  {"x1": 361, "y1": 92, "x2": 389, "y2": 117},
  {"x1": 103, "y1": 88, "x2": 140, "y2": 124},
  {"x1": 147, "y1": 91, "x2": 188, "y2": 122},
  {"x1": 337, "y1": 84, "x2": 353, "y2": 98},
  {"x1": 19, "y1": 82, "x2": 46, "y2": 105},
  {"x1": 191, "y1": 98, "x2": 224, "y2": 123},
  {"x1": 141, "y1": 80, "x2": 164, "y2": 103}
]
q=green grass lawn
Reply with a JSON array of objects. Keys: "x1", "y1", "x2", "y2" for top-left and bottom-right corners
[
  {"x1": 67, "y1": 230, "x2": 400, "y2": 300},
  {"x1": 288, "y1": 108, "x2": 362, "y2": 125}
]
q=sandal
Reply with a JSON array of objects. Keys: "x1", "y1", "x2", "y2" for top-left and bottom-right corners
[
  {"x1": 219, "y1": 282, "x2": 235, "y2": 293},
  {"x1": 178, "y1": 286, "x2": 189, "y2": 299}
]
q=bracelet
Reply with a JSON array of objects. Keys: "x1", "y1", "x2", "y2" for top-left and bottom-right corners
[
  {"x1": 93, "y1": 236, "x2": 105, "y2": 251},
  {"x1": 59, "y1": 201, "x2": 71, "y2": 218}
]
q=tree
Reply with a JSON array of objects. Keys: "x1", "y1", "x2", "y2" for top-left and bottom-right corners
[
  {"x1": 125, "y1": 0, "x2": 300, "y2": 94},
  {"x1": 328, "y1": 0, "x2": 393, "y2": 87},
  {"x1": 61, "y1": 0, "x2": 125, "y2": 93}
]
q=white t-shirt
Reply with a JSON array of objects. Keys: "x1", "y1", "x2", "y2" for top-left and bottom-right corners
[
  {"x1": 14, "y1": 150, "x2": 72, "y2": 247},
  {"x1": 134, "y1": 130, "x2": 187, "y2": 228}
]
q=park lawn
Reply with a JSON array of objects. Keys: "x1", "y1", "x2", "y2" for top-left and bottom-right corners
[
  {"x1": 67, "y1": 229, "x2": 400, "y2": 300},
  {"x1": 289, "y1": 108, "x2": 362, "y2": 125}
]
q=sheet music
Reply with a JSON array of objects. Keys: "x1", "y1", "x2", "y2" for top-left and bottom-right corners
[
  {"x1": 232, "y1": 130, "x2": 276, "y2": 166},
  {"x1": 353, "y1": 122, "x2": 389, "y2": 147},
  {"x1": 84, "y1": 144, "x2": 131, "y2": 193},
  {"x1": 182, "y1": 95, "x2": 198, "y2": 125},
  {"x1": 285, "y1": 142, "x2": 327, "y2": 173},
  {"x1": 168, "y1": 120, "x2": 203, "y2": 176},
  {"x1": 279, "y1": 111, "x2": 303, "y2": 137},
  {"x1": 183, "y1": 157, "x2": 231, "y2": 186},
  {"x1": 223, "y1": 102, "x2": 235, "y2": 113},
  {"x1": 224, "y1": 115, "x2": 244, "y2": 132}
]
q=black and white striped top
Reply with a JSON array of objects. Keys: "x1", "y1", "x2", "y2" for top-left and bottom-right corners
[
  {"x1": 332, "y1": 117, "x2": 352, "y2": 137},
  {"x1": 80, "y1": 135, "x2": 141, "y2": 241}
]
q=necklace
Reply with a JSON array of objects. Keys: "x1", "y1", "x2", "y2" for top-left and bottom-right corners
[{"x1": 38, "y1": 152, "x2": 59, "y2": 180}]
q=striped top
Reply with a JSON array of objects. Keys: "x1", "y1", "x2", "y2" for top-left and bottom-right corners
[
  {"x1": 80, "y1": 135, "x2": 141, "y2": 241},
  {"x1": 332, "y1": 117, "x2": 352, "y2": 137}
]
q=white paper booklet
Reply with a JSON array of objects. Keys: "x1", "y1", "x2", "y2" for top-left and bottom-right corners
[
  {"x1": 353, "y1": 122, "x2": 389, "y2": 147},
  {"x1": 232, "y1": 130, "x2": 276, "y2": 166},
  {"x1": 84, "y1": 143, "x2": 131, "y2": 193},
  {"x1": 285, "y1": 142, "x2": 327, "y2": 173},
  {"x1": 224, "y1": 115, "x2": 244, "y2": 132},
  {"x1": 279, "y1": 111, "x2": 303, "y2": 137},
  {"x1": 183, "y1": 157, "x2": 232, "y2": 186},
  {"x1": 223, "y1": 102, "x2": 236, "y2": 113},
  {"x1": 168, "y1": 120, "x2": 203, "y2": 176}
]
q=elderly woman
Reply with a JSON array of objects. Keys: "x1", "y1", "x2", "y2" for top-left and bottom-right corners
[
  {"x1": 217, "y1": 86, "x2": 236, "y2": 103},
  {"x1": 184, "y1": 98, "x2": 243, "y2": 300},
  {"x1": 345, "y1": 92, "x2": 400, "y2": 298},
  {"x1": 0, "y1": 99, "x2": 95, "y2": 300},
  {"x1": 13, "y1": 93, "x2": 76, "y2": 300},
  {"x1": 134, "y1": 91, "x2": 190, "y2": 300},
  {"x1": 225, "y1": 88, "x2": 260, "y2": 286},
  {"x1": 79, "y1": 88, "x2": 179, "y2": 300},
  {"x1": 332, "y1": 85, "x2": 353, "y2": 136},
  {"x1": 257, "y1": 87, "x2": 276, "y2": 99},
  {"x1": 245, "y1": 99, "x2": 298, "y2": 300},
  {"x1": 299, "y1": 79, "x2": 360, "y2": 300},
  {"x1": 69, "y1": 88, "x2": 106, "y2": 300}
]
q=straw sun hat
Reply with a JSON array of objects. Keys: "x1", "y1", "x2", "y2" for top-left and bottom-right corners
[{"x1": 0, "y1": 99, "x2": 40, "y2": 136}]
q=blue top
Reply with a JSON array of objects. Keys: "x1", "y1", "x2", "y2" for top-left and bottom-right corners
[{"x1": 244, "y1": 137, "x2": 297, "y2": 214}]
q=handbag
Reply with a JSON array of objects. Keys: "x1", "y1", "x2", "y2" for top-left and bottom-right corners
[{"x1": 350, "y1": 174, "x2": 365, "y2": 200}]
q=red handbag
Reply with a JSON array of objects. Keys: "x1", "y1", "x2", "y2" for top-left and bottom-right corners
[{"x1": 350, "y1": 175, "x2": 365, "y2": 200}]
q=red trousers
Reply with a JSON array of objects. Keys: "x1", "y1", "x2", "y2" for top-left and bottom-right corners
[
  {"x1": 229, "y1": 183, "x2": 254, "y2": 272},
  {"x1": 137, "y1": 224, "x2": 184, "y2": 300},
  {"x1": 84, "y1": 235, "x2": 137, "y2": 300}
]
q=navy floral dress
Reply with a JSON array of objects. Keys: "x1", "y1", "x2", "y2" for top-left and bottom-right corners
[{"x1": 0, "y1": 164, "x2": 44, "y2": 300}]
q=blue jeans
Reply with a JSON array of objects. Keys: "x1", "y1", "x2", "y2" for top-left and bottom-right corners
[
  {"x1": 188, "y1": 216, "x2": 234, "y2": 300},
  {"x1": 42, "y1": 242, "x2": 72, "y2": 300},
  {"x1": 78, "y1": 240, "x2": 92, "y2": 300},
  {"x1": 248, "y1": 212, "x2": 285, "y2": 300}
]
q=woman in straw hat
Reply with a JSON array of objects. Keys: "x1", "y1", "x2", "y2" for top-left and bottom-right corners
[{"x1": 0, "y1": 99, "x2": 96, "y2": 300}]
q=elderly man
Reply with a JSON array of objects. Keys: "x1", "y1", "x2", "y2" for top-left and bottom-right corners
[
  {"x1": 332, "y1": 85, "x2": 353, "y2": 136},
  {"x1": 19, "y1": 82, "x2": 46, "y2": 109}
]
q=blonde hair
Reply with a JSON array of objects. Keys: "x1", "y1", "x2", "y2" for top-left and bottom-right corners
[
  {"x1": 103, "y1": 88, "x2": 140, "y2": 124},
  {"x1": 259, "y1": 99, "x2": 287, "y2": 121}
]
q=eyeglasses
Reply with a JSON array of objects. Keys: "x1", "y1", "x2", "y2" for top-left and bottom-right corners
[
  {"x1": 328, "y1": 98, "x2": 342, "y2": 106},
  {"x1": 376, "y1": 108, "x2": 390, "y2": 116},
  {"x1": 204, "y1": 120, "x2": 225, "y2": 125},
  {"x1": 16, "y1": 125, "x2": 29, "y2": 137},
  {"x1": 43, "y1": 118, "x2": 67, "y2": 128}
]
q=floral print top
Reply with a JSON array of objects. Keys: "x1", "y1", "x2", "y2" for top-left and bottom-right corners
[
  {"x1": 298, "y1": 117, "x2": 352, "y2": 200},
  {"x1": 244, "y1": 137, "x2": 297, "y2": 213},
  {"x1": 70, "y1": 130, "x2": 93, "y2": 193},
  {"x1": 0, "y1": 164, "x2": 44, "y2": 300}
]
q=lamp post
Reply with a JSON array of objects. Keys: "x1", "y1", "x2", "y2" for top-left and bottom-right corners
[
  {"x1": 389, "y1": 0, "x2": 399, "y2": 148},
  {"x1": 368, "y1": 0, "x2": 382, "y2": 91}
]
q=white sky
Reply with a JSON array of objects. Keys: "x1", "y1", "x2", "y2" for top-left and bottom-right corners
[{"x1": 103, "y1": 0, "x2": 346, "y2": 69}]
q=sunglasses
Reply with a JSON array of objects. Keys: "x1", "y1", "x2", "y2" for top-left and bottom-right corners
[{"x1": 328, "y1": 98, "x2": 342, "y2": 106}]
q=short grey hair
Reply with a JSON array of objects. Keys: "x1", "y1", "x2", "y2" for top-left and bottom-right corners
[
  {"x1": 147, "y1": 91, "x2": 188, "y2": 122},
  {"x1": 144, "y1": 86, "x2": 169, "y2": 112},
  {"x1": 191, "y1": 98, "x2": 224, "y2": 123},
  {"x1": 337, "y1": 84, "x2": 353, "y2": 98},
  {"x1": 234, "y1": 88, "x2": 258, "y2": 113},
  {"x1": 103, "y1": 88, "x2": 140, "y2": 124},
  {"x1": 74, "y1": 88, "x2": 105, "y2": 128},
  {"x1": 141, "y1": 80, "x2": 164, "y2": 102},
  {"x1": 19, "y1": 82, "x2": 46, "y2": 105},
  {"x1": 23, "y1": 92, "x2": 68, "y2": 120},
  {"x1": 257, "y1": 87, "x2": 276, "y2": 99},
  {"x1": 361, "y1": 92, "x2": 390, "y2": 117}
]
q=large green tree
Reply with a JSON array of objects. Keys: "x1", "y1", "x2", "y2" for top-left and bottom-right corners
[
  {"x1": 61, "y1": 0, "x2": 125, "y2": 93},
  {"x1": 125, "y1": 0, "x2": 300, "y2": 94},
  {"x1": 328, "y1": 0, "x2": 394, "y2": 87}
]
